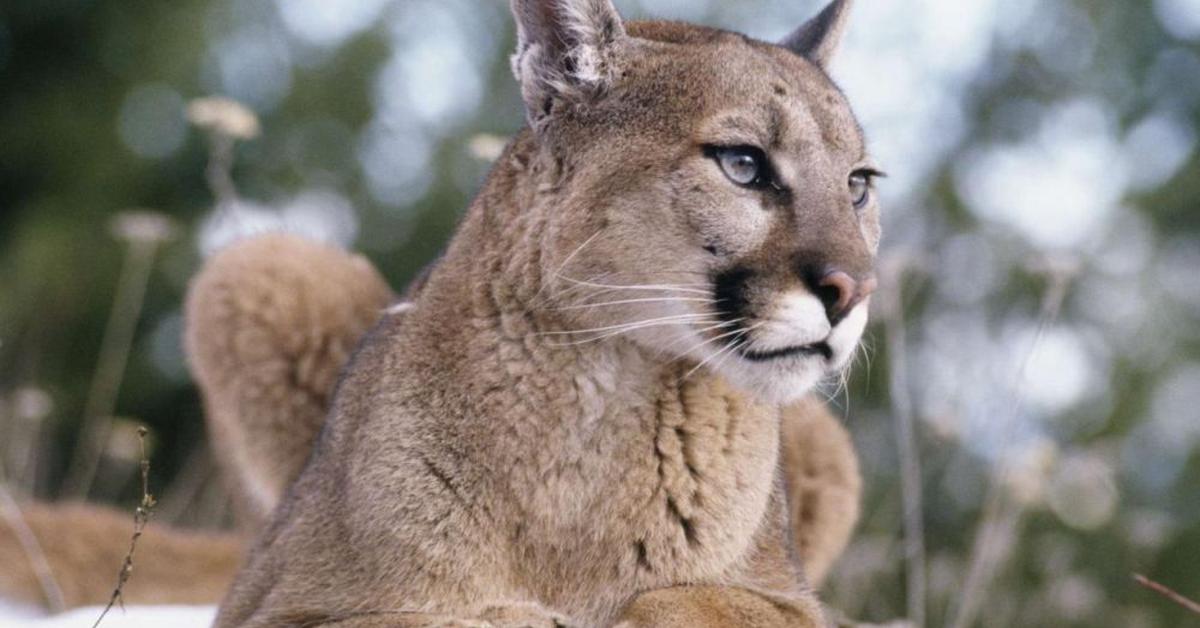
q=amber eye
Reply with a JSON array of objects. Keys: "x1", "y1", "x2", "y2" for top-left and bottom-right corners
[
  {"x1": 849, "y1": 170, "x2": 871, "y2": 209},
  {"x1": 708, "y1": 146, "x2": 773, "y2": 189}
]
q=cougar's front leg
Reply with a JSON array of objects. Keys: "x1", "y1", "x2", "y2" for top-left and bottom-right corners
[{"x1": 615, "y1": 481, "x2": 830, "y2": 628}]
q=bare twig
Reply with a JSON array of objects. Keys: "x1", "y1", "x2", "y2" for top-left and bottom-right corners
[
  {"x1": 879, "y1": 252, "x2": 927, "y2": 628},
  {"x1": 0, "y1": 481, "x2": 66, "y2": 613},
  {"x1": 1134, "y1": 573, "x2": 1200, "y2": 615},
  {"x1": 92, "y1": 426, "x2": 157, "y2": 628}
]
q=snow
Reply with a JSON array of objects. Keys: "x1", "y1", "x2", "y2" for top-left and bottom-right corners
[{"x1": 0, "y1": 602, "x2": 217, "y2": 628}]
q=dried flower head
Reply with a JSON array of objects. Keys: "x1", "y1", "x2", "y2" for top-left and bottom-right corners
[
  {"x1": 187, "y1": 96, "x2": 261, "y2": 140},
  {"x1": 110, "y1": 210, "x2": 175, "y2": 244}
]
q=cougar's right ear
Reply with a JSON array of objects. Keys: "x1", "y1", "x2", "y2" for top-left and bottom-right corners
[
  {"x1": 779, "y1": 0, "x2": 854, "y2": 69},
  {"x1": 510, "y1": 0, "x2": 626, "y2": 130}
]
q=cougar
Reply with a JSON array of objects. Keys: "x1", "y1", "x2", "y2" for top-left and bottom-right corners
[
  {"x1": 204, "y1": 0, "x2": 879, "y2": 626},
  {"x1": 0, "y1": 0, "x2": 875, "y2": 624}
]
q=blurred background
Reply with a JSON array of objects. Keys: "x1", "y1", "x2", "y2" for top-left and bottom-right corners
[{"x1": 0, "y1": 0, "x2": 1198, "y2": 626}]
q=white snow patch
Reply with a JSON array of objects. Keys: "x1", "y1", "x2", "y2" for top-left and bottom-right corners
[{"x1": 0, "y1": 605, "x2": 217, "y2": 628}]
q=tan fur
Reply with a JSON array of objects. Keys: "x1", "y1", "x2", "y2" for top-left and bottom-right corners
[
  {"x1": 0, "y1": 503, "x2": 242, "y2": 608},
  {"x1": 206, "y1": 1, "x2": 878, "y2": 625},
  {"x1": 185, "y1": 234, "x2": 394, "y2": 530},
  {"x1": 780, "y1": 398, "x2": 861, "y2": 587}
]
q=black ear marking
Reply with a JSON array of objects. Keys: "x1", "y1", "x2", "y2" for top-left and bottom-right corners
[{"x1": 778, "y1": 0, "x2": 854, "y2": 69}]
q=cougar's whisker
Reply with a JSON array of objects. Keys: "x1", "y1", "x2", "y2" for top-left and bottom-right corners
[
  {"x1": 534, "y1": 229, "x2": 606, "y2": 303},
  {"x1": 697, "y1": 321, "x2": 767, "y2": 380},
  {"x1": 535, "y1": 312, "x2": 717, "y2": 337},
  {"x1": 682, "y1": 336, "x2": 741, "y2": 381},
  {"x1": 677, "y1": 320, "x2": 752, "y2": 359},
  {"x1": 536, "y1": 272, "x2": 711, "y2": 310},
  {"x1": 639, "y1": 318, "x2": 744, "y2": 361},
  {"x1": 547, "y1": 315, "x2": 742, "y2": 349},
  {"x1": 547, "y1": 318, "x2": 726, "y2": 347},
  {"x1": 711, "y1": 336, "x2": 749, "y2": 378},
  {"x1": 553, "y1": 296, "x2": 714, "y2": 311},
  {"x1": 680, "y1": 321, "x2": 763, "y2": 381},
  {"x1": 558, "y1": 276, "x2": 712, "y2": 295}
]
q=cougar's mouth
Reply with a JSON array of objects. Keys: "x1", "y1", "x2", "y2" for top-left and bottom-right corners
[{"x1": 738, "y1": 341, "x2": 832, "y2": 362}]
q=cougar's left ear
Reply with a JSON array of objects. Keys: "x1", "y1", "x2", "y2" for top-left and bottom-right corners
[
  {"x1": 779, "y1": 0, "x2": 854, "y2": 69},
  {"x1": 510, "y1": 0, "x2": 626, "y2": 129}
]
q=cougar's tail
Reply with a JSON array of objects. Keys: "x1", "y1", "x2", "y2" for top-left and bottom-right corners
[
  {"x1": 0, "y1": 502, "x2": 242, "y2": 610},
  {"x1": 184, "y1": 233, "x2": 395, "y2": 531}
]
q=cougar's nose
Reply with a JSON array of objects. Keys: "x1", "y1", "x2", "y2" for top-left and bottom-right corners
[{"x1": 815, "y1": 270, "x2": 877, "y2": 325}]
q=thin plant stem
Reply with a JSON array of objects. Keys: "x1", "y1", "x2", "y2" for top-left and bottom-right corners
[
  {"x1": 0, "y1": 479, "x2": 66, "y2": 613},
  {"x1": 881, "y1": 254, "x2": 926, "y2": 628},
  {"x1": 92, "y1": 426, "x2": 156, "y2": 628},
  {"x1": 205, "y1": 132, "x2": 239, "y2": 206},
  {"x1": 61, "y1": 239, "x2": 159, "y2": 498}
]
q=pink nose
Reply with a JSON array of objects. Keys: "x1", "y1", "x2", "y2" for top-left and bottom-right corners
[{"x1": 817, "y1": 270, "x2": 876, "y2": 324}]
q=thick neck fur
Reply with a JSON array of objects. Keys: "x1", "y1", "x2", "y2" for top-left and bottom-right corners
[{"x1": 416, "y1": 129, "x2": 668, "y2": 432}]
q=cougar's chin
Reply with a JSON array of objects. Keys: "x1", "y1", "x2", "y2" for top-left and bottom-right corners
[{"x1": 710, "y1": 304, "x2": 869, "y2": 406}]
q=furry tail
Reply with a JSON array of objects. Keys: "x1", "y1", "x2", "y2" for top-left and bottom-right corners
[
  {"x1": 0, "y1": 502, "x2": 242, "y2": 609},
  {"x1": 184, "y1": 234, "x2": 394, "y2": 530}
]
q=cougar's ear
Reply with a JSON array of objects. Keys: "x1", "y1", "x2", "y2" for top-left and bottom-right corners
[
  {"x1": 779, "y1": 0, "x2": 854, "y2": 69},
  {"x1": 510, "y1": 0, "x2": 626, "y2": 128}
]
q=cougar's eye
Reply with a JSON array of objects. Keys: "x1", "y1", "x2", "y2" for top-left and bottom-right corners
[
  {"x1": 708, "y1": 146, "x2": 773, "y2": 189},
  {"x1": 849, "y1": 172, "x2": 869, "y2": 208},
  {"x1": 849, "y1": 168, "x2": 882, "y2": 209}
]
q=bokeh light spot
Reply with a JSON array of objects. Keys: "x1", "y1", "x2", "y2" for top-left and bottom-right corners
[{"x1": 117, "y1": 83, "x2": 187, "y2": 159}]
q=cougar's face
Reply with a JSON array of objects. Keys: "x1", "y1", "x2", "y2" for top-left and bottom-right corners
[{"x1": 548, "y1": 25, "x2": 881, "y2": 404}]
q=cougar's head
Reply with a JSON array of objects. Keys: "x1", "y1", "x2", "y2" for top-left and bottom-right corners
[{"x1": 514, "y1": 0, "x2": 880, "y2": 404}]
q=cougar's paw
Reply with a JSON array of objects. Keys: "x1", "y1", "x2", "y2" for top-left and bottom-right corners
[
  {"x1": 476, "y1": 601, "x2": 574, "y2": 628},
  {"x1": 615, "y1": 586, "x2": 827, "y2": 628}
]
